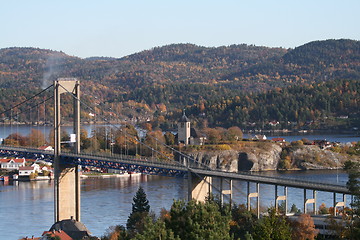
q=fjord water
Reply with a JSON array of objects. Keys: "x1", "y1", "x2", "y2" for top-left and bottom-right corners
[
  {"x1": 0, "y1": 171, "x2": 350, "y2": 239},
  {"x1": 0, "y1": 127, "x2": 358, "y2": 239}
]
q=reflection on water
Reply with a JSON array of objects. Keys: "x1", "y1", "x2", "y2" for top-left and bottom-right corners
[
  {"x1": 0, "y1": 171, "x2": 350, "y2": 239},
  {"x1": 81, "y1": 175, "x2": 187, "y2": 237}
]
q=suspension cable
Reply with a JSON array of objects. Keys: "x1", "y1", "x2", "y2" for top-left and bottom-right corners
[
  {"x1": 11, "y1": 96, "x2": 54, "y2": 119},
  {"x1": 57, "y1": 82, "x2": 226, "y2": 201},
  {"x1": 58, "y1": 84, "x2": 188, "y2": 166},
  {"x1": 0, "y1": 84, "x2": 53, "y2": 116}
]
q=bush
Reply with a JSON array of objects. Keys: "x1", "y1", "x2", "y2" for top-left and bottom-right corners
[
  {"x1": 29, "y1": 172, "x2": 38, "y2": 180},
  {"x1": 291, "y1": 140, "x2": 304, "y2": 147},
  {"x1": 318, "y1": 203, "x2": 329, "y2": 214}
]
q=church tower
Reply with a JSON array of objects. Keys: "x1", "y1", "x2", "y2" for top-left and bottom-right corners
[{"x1": 178, "y1": 110, "x2": 191, "y2": 145}]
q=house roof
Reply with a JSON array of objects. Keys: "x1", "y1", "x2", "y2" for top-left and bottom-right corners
[
  {"x1": 13, "y1": 158, "x2": 26, "y2": 163},
  {"x1": 190, "y1": 128, "x2": 206, "y2": 138},
  {"x1": 18, "y1": 237, "x2": 41, "y2": 240},
  {"x1": 49, "y1": 218, "x2": 91, "y2": 240},
  {"x1": 42, "y1": 230, "x2": 72, "y2": 240},
  {"x1": 179, "y1": 111, "x2": 190, "y2": 122},
  {"x1": 19, "y1": 166, "x2": 35, "y2": 171},
  {"x1": 272, "y1": 138, "x2": 285, "y2": 142},
  {"x1": 38, "y1": 146, "x2": 53, "y2": 150},
  {"x1": 0, "y1": 158, "x2": 25, "y2": 163}
]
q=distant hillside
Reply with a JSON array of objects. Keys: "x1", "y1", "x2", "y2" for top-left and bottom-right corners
[
  {"x1": 225, "y1": 39, "x2": 360, "y2": 87},
  {"x1": 1, "y1": 40, "x2": 359, "y2": 92},
  {"x1": 283, "y1": 39, "x2": 360, "y2": 65},
  {"x1": 0, "y1": 39, "x2": 359, "y2": 128}
]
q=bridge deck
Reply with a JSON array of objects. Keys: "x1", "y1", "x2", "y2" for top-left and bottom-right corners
[{"x1": 0, "y1": 146, "x2": 350, "y2": 194}]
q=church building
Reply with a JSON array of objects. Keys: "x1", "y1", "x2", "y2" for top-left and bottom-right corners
[
  {"x1": 177, "y1": 111, "x2": 206, "y2": 146},
  {"x1": 178, "y1": 111, "x2": 191, "y2": 145}
]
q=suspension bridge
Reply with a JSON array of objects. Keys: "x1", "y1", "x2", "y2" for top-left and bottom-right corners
[{"x1": 0, "y1": 78, "x2": 351, "y2": 224}]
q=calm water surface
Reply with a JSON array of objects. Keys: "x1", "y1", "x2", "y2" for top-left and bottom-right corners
[
  {"x1": 0, "y1": 171, "x2": 350, "y2": 239},
  {"x1": 0, "y1": 127, "x2": 358, "y2": 239}
]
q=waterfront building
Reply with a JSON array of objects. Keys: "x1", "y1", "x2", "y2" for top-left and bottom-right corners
[
  {"x1": 18, "y1": 166, "x2": 37, "y2": 177},
  {"x1": 0, "y1": 158, "x2": 26, "y2": 170}
]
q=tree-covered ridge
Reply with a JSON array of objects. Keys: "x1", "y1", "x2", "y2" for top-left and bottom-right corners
[
  {"x1": 0, "y1": 39, "x2": 359, "y2": 128},
  {"x1": 226, "y1": 39, "x2": 360, "y2": 88},
  {"x1": 186, "y1": 79, "x2": 360, "y2": 129},
  {"x1": 124, "y1": 43, "x2": 286, "y2": 65},
  {"x1": 283, "y1": 39, "x2": 360, "y2": 66},
  {"x1": 1, "y1": 39, "x2": 359, "y2": 92}
]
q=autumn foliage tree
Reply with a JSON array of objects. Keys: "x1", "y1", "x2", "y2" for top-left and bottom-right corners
[
  {"x1": 290, "y1": 214, "x2": 319, "y2": 240},
  {"x1": 4, "y1": 133, "x2": 27, "y2": 146},
  {"x1": 143, "y1": 130, "x2": 166, "y2": 158},
  {"x1": 114, "y1": 124, "x2": 139, "y2": 155},
  {"x1": 28, "y1": 128, "x2": 46, "y2": 147}
]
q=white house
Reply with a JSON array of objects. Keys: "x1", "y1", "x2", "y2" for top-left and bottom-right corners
[
  {"x1": 18, "y1": 166, "x2": 36, "y2": 176},
  {"x1": 255, "y1": 135, "x2": 267, "y2": 140},
  {"x1": 0, "y1": 158, "x2": 26, "y2": 170}
]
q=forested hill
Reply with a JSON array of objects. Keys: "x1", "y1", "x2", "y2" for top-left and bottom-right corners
[
  {"x1": 0, "y1": 39, "x2": 359, "y2": 128},
  {"x1": 1, "y1": 39, "x2": 359, "y2": 92}
]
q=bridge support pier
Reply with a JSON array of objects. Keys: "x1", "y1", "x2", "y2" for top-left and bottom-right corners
[
  {"x1": 247, "y1": 182, "x2": 260, "y2": 218},
  {"x1": 333, "y1": 193, "x2": 346, "y2": 216},
  {"x1": 220, "y1": 178, "x2": 232, "y2": 206},
  {"x1": 275, "y1": 185, "x2": 287, "y2": 214},
  {"x1": 188, "y1": 172, "x2": 212, "y2": 202},
  {"x1": 304, "y1": 189, "x2": 317, "y2": 214},
  {"x1": 55, "y1": 164, "x2": 81, "y2": 221},
  {"x1": 54, "y1": 79, "x2": 81, "y2": 223}
]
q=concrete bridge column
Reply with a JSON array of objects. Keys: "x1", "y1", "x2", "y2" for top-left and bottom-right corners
[
  {"x1": 247, "y1": 182, "x2": 260, "y2": 218},
  {"x1": 275, "y1": 185, "x2": 288, "y2": 214},
  {"x1": 304, "y1": 189, "x2": 317, "y2": 214},
  {"x1": 54, "y1": 79, "x2": 81, "y2": 223},
  {"x1": 333, "y1": 193, "x2": 346, "y2": 216},
  {"x1": 220, "y1": 178, "x2": 232, "y2": 206},
  {"x1": 188, "y1": 172, "x2": 212, "y2": 202}
]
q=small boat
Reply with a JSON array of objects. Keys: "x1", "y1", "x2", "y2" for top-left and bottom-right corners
[{"x1": 0, "y1": 175, "x2": 9, "y2": 182}]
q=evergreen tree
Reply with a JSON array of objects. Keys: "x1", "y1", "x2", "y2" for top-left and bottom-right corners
[
  {"x1": 126, "y1": 186, "x2": 151, "y2": 236},
  {"x1": 230, "y1": 204, "x2": 257, "y2": 240},
  {"x1": 344, "y1": 161, "x2": 360, "y2": 238},
  {"x1": 131, "y1": 186, "x2": 150, "y2": 213},
  {"x1": 165, "y1": 200, "x2": 232, "y2": 240},
  {"x1": 252, "y1": 208, "x2": 292, "y2": 240},
  {"x1": 133, "y1": 217, "x2": 179, "y2": 240}
]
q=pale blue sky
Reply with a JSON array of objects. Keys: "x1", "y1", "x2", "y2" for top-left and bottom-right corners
[{"x1": 2, "y1": 0, "x2": 359, "y2": 58}]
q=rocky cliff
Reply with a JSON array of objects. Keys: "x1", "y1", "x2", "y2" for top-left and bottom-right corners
[
  {"x1": 186, "y1": 142, "x2": 359, "y2": 172},
  {"x1": 291, "y1": 145, "x2": 358, "y2": 170},
  {"x1": 187, "y1": 142, "x2": 282, "y2": 172}
]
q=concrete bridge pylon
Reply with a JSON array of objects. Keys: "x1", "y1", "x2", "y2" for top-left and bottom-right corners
[
  {"x1": 54, "y1": 78, "x2": 81, "y2": 223},
  {"x1": 188, "y1": 172, "x2": 212, "y2": 202}
]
